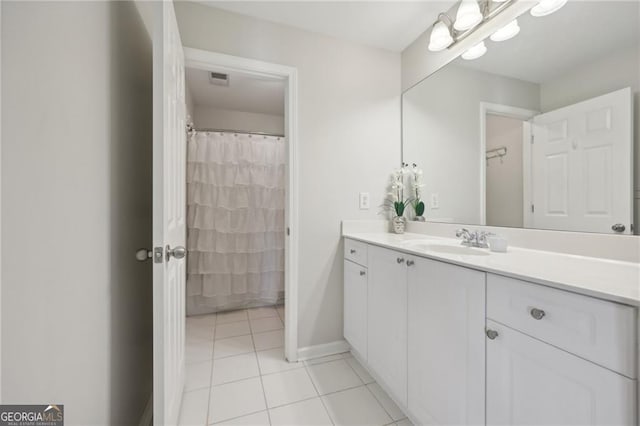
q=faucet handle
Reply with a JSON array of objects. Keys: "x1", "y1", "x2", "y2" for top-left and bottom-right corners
[{"x1": 456, "y1": 228, "x2": 470, "y2": 238}]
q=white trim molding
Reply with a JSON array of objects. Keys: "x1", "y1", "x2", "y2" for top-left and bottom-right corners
[
  {"x1": 297, "y1": 340, "x2": 351, "y2": 362},
  {"x1": 183, "y1": 47, "x2": 300, "y2": 363}
]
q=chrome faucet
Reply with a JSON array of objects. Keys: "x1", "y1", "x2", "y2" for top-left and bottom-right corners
[{"x1": 455, "y1": 228, "x2": 491, "y2": 248}]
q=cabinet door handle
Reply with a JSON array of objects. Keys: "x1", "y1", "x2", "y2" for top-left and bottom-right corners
[
  {"x1": 396, "y1": 257, "x2": 405, "y2": 264},
  {"x1": 406, "y1": 260, "x2": 415, "y2": 266},
  {"x1": 350, "y1": 249, "x2": 356, "y2": 254},
  {"x1": 530, "y1": 308, "x2": 546, "y2": 320},
  {"x1": 359, "y1": 270, "x2": 366, "y2": 276},
  {"x1": 486, "y1": 329, "x2": 499, "y2": 340}
]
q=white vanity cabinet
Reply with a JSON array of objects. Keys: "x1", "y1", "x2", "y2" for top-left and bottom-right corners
[
  {"x1": 367, "y1": 244, "x2": 408, "y2": 406},
  {"x1": 486, "y1": 319, "x2": 636, "y2": 426},
  {"x1": 407, "y1": 256, "x2": 486, "y2": 426},
  {"x1": 342, "y1": 237, "x2": 638, "y2": 426},
  {"x1": 343, "y1": 239, "x2": 368, "y2": 359},
  {"x1": 486, "y1": 274, "x2": 637, "y2": 426}
]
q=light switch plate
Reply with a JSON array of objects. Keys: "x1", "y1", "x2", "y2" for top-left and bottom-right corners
[
  {"x1": 430, "y1": 193, "x2": 440, "y2": 209},
  {"x1": 359, "y1": 192, "x2": 370, "y2": 210}
]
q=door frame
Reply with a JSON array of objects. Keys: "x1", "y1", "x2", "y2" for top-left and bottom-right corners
[
  {"x1": 479, "y1": 102, "x2": 538, "y2": 226},
  {"x1": 183, "y1": 47, "x2": 300, "y2": 362}
]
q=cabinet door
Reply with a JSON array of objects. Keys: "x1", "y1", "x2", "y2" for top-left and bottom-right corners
[
  {"x1": 407, "y1": 256, "x2": 486, "y2": 426},
  {"x1": 368, "y1": 245, "x2": 408, "y2": 406},
  {"x1": 486, "y1": 320, "x2": 636, "y2": 426},
  {"x1": 344, "y1": 259, "x2": 368, "y2": 359}
]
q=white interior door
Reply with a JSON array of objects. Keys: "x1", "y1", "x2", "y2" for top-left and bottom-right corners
[
  {"x1": 530, "y1": 88, "x2": 633, "y2": 234},
  {"x1": 153, "y1": 1, "x2": 187, "y2": 424}
]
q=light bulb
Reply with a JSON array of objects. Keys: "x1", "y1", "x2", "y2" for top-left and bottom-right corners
[
  {"x1": 428, "y1": 20, "x2": 454, "y2": 52},
  {"x1": 531, "y1": 0, "x2": 568, "y2": 17},
  {"x1": 461, "y1": 41, "x2": 487, "y2": 60},
  {"x1": 490, "y1": 19, "x2": 520, "y2": 42},
  {"x1": 454, "y1": 0, "x2": 483, "y2": 31}
]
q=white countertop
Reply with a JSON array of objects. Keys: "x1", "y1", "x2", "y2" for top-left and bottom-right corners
[{"x1": 343, "y1": 232, "x2": 640, "y2": 307}]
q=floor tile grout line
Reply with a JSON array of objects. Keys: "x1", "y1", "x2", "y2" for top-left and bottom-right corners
[
  {"x1": 206, "y1": 314, "x2": 217, "y2": 425},
  {"x1": 209, "y1": 408, "x2": 267, "y2": 426},
  {"x1": 207, "y1": 344, "x2": 351, "y2": 390},
  {"x1": 343, "y1": 353, "x2": 376, "y2": 385},
  {"x1": 341, "y1": 352, "x2": 398, "y2": 423},
  {"x1": 302, "y1": 362, "x2": 336, "y2": 426},
  {"x1": 247, "y1": 310, "x2": 274, "y2": 426},
  {"x1": 364, "y1": 383, "x2": 399, "y2": 424}
]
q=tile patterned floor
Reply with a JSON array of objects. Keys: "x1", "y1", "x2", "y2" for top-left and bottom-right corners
[{"x1": 180, "y1": 306, "x2": 413, "y2": 426}]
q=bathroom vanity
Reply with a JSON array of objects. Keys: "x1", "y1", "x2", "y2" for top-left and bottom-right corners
[{"x1": 342, "y1": 232, "x2": 639, "y2": 426}]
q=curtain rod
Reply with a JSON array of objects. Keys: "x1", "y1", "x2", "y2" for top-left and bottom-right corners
[{"x1": 188, "y1": 126, "x2": 285, "y2": 138}]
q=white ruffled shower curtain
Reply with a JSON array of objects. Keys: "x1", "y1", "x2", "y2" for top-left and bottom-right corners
[{"x1": 186, "y1": 131, "x2": 285, "y2": 315}]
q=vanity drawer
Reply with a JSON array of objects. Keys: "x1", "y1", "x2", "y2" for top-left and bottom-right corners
[
  {"x1": 344, "y1": 239, "x2": 368, "y2": 267},
  {"x1": 487, "y1": 274, "x2": 637, "y2": 378}
]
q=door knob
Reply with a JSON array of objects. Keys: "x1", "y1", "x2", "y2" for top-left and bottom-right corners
[
  {"x1": 611, "y1": 223, "x2": 626, "y2": 233},
  {"x1": 165, "y1": 245, "x2": 186, "y2": 261},
  {"x1": 406, "y1": 260, "x2": 415, "y2": 266},
  {"x1": 350, "y1": 249, "x2": 356, "y2": 254},
  {"x1": 359, "y1": 271, "x2": 366, "y2": 276},
  {"x1": 397, "y1": 257, "x2": 405, "y2": 264},
  {"x1": 135, "y1": 249, "x2": 152, "y2": 262},
  {"x1": 486, "y1": 329, "x2": 499, "y2": 340}
]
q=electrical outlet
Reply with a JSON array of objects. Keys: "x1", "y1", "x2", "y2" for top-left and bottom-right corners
[
  {"x1": 359, "y1": 192, "x2": 370, "y2": 210},
  {"x1": 430, "y1": 193, "x2": 440, "y2": 209}
]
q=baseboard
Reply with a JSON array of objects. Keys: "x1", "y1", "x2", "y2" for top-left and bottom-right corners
[
  {"x1": 297, "y1": 339, "x2": 350, "y2": 361},
  {"x1": 138, "y1": 392, "x2": 153, "y2": 426}
]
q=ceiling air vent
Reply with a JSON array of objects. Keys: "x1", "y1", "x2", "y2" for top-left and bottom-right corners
[{"x1": 209, "y1": 72, "x2": 229, "y2": 87}]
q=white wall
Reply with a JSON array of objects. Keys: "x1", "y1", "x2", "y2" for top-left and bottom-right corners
[
  {"x1": 174, "y1": 2, "x2": 401, "y2": 349},
  {"x1": 486, "y1": 114, "x2": 524, "y2": 227},
  {"x1": 193, "y1": 106, "x2": 284, "y2": 135},
  {"x1": 403, "y1": 64, "x2": 539, "y2": 224},
  {"x1": 2, "y1": 2, "x2": 153, "y2": 424}
]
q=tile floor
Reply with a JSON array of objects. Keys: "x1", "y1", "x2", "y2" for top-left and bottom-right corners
[{"x1": 180, "y1": 305, "x2": 413, "y2": 426}]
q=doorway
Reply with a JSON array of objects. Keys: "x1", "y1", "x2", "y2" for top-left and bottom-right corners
[
  {"x1": 480, "y1": 102, "x2": 538, "y2": 227},
  {"x1": 183, "y1": 48, "x2": 299, "y2": 367}
]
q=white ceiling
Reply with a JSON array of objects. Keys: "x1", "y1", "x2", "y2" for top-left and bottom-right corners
[
  {"x1": 197, "y1": 1, "x2": 456, "y2": 52},
  {"x1": 186, "y1": 68, "x2": 286, "y2": 115},
  {"x1": 455, "y1": 1, "x2": 640, "y2": 84}
]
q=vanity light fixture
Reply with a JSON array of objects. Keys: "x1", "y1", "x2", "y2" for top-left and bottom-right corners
[
  {"x1": 427, "y1": 0, "x2": 516, "y2": 52},
  {"x1": 530, "y1": 0, "x2": 568, "y2": 17},
  {"x1": 428, "y1": 17, "x2": 455, "y2": 51},
  {"x1": 490, "y1": 19, "x2": 520, "y2": 42},
  {"x1": 462, "y1": 41, "x2": 487, "y2": 60},
  {"x1": 454, "y1": 0, "x2": 483, "y2": 31}
]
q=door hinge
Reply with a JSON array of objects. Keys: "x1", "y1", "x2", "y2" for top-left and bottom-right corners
[
  {"x1": 531, "y1": 204, "x2": 535, "y2": 213},
  {"x1": 286, "y1": 227, "x2": 290, "y2": 236},
  {"x1": 153, "y1": 247, "x2": 164, "y2": 263},
  {"x1": 530, "y1": 134, "x2": 535, "y2": 144}
]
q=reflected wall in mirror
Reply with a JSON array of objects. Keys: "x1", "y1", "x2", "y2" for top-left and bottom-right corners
[{"x1": 402, "y1": 0, "x2": 639, "y2": 234}]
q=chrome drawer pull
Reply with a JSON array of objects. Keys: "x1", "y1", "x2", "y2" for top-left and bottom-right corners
[
  {"x1": 530, "y1": 308, "x2": 546, "y2": 320},
  {"x1": 397, "y1": 257, "x2": 405, "y2": 264},
  {"x1": 406, "y1": 260, "x2": 415, "y2": 266},
  {"x1": 359, "y1": 271, "x2": 366, "y2": 276},
  {"x1": 350, "y1": 249, "x2": 356, "y2": 254},
  {"x1": 486, "y1": 329, "x2": 499, "y2": 340}
]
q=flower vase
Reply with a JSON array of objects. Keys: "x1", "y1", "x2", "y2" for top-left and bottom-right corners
[
  {"x1": 414, "y1": 215, "x2": 426, "y2": 222},
  {"x1": 392, "y1": 216, "x2": 406, "y2": 234}
]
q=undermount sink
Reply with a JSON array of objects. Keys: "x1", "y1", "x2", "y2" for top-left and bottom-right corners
[{"x1": 403, "y1": 240, "x2": 490, "y2": 256}]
